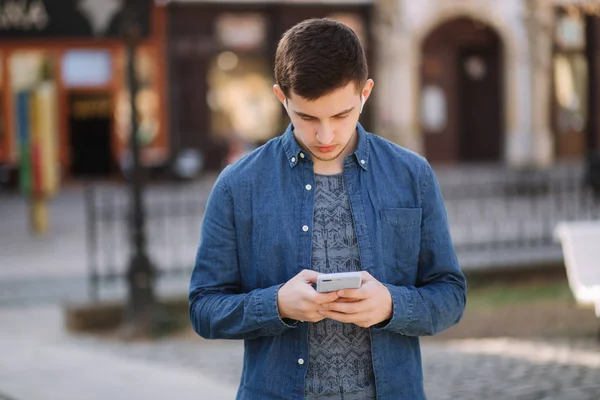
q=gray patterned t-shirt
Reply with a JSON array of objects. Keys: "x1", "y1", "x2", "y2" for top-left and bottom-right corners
[{"x1": 304, "y1": 174, "x2": 376, "y2": 400}]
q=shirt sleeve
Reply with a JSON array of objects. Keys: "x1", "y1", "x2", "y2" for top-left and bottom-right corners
[
  {"x1": 189, "y1": 169, "x2": 297, "y2": 340},
  {"x1": 374, "y1": 161, "x2": 467, "y2": 336}
]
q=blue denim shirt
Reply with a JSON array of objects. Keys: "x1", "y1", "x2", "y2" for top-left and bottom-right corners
[{"x1": 189, "y1": 123, "x2": 467, "y2": 400}]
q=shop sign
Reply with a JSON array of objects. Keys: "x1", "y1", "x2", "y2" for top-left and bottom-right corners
[
  {"x1": 216, "y1": 13, "x2": 267, "y2": 51},
  {"x1": 0, "y1": 0, "x2": 151, "y2": 39}
]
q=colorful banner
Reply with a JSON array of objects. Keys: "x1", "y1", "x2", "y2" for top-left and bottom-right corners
[
  {"x1": 17, "y1": 91, "x2": 32, "y2": 196},
  {"x1": 31, "y1": 82, "x2": 59, "y2": 197},
  {"x1": 16, "y1": 84, "x2": 60, "y2": 198}
]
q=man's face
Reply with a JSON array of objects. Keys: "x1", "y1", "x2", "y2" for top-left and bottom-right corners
[{"x1": 274, "y1": 80, "x2": 374, "y2": 163}]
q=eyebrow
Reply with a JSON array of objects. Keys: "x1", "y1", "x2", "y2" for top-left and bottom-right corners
[{"x1": 293, "y1": 106, "x2": 355, "y2": 119}]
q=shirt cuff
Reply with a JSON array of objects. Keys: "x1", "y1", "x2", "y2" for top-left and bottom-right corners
[
  {"x1": 372, "y1": 284, "x2": 415, "y2": 333},
  {"x1": 253, "y1": 284, "x2": 298, "y2": 335}
]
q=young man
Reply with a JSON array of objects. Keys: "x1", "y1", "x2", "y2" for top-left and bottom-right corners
[{"x1": 189, "y1": 18, "x2": 466, "y2": 400}]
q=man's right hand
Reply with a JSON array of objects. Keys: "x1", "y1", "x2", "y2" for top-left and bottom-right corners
[{"x1": 277, "y1": 269, "x2": 339, "y2": 323}]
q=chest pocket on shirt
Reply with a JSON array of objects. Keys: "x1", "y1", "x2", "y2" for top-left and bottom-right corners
[{"x1": 380, "y1": 208, "x2": 422, "y2": 271}]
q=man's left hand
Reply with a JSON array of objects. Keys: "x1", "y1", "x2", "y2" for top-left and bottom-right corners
[{"x1": 318, "y1": 271, "x2": 393, "y2": 328}]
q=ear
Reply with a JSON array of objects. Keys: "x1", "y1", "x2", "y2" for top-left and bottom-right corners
[
  {"x1": 273, "y1": 84, "x2": 287, "y2": 105},
  {"x1": 361, "y1": 79, "x2": 375, "y2": 104}
]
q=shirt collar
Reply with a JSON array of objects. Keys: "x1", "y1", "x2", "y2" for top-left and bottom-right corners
[{"x1": 281, "y1": 122, "x2": 370, "y2": 170}]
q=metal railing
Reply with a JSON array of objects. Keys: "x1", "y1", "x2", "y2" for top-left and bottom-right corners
[
  {"x1": 85, "y1": 180, "x2": 211, "y2": 300},
  {"x1": 84, "y1": 165, "x2": 600, "y2": 297},
  {"x1": 441, "y1": 165, "x2": 600, "y2": 269}
]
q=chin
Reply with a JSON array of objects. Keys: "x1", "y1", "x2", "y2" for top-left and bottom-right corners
[{"x1": 314, "y1": 151, "x2": 344, "y2": 162}]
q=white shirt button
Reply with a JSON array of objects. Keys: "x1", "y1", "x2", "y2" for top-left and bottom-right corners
[
  {"x1": 361, "y1": 159, "x2": 366, "y2": 165},
  {"x1": 298, "y1": 358, "x2": 305, "y2": 365},
  {"x1": 305, "y1": 184, "x2": 312, "y2": 191},
  {"x1": 299, "y1": 153, "x2": 305, "y2": 159},
  {"x1": 291, "y1": 157, "x2": 296, "y2": 163},
  {"x1": 302, "y1": 225, "x2": 309, "y2": 232}
]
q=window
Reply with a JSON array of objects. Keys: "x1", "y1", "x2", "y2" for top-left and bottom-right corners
[
  {"x1": 552, "y1": 11, "x2": 589, "y2": 158},
  {"x1": 62, "y1": 50, "x2": 112, "y2": 87},
  {"x1": 206, "y1": 53, "x2": 281, "y2": 144},
  {"x1": 554, "y1": 53, "x2": 588, "y2": 133}
]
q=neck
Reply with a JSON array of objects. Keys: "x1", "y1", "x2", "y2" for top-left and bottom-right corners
[
  {"x1": 313, "y1": 161, "x2": 344, "y2": 175},
  {"x1": 314, "y1": 132, "x2": 357, "y2": 174}
]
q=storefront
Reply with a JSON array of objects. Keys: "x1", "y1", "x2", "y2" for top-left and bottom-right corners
[
  {"x1": 165, "y1": 0, "x2": 374, "y2": 171},
  {"x1": 551, "y1": 5, "x2": 600, "y2": 161},
  {"x1": 0, "y1": 0, "x2": 170, "y2": 184}
]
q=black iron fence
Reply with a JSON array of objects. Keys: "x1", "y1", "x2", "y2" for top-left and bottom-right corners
[
  {"x1": 85, "y1": 165, "x2": 600, "y2": 297},
  {"x1": 84, "y1": 179, "x2": 213, "y2": 300},
  {"x1": 440, "y1": 165, "x2": 600, "y2": 269}
]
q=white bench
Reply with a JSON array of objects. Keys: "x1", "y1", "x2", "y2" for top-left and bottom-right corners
[{"x1": 553, "y1": 221, "x2": 600, "y2": 318}]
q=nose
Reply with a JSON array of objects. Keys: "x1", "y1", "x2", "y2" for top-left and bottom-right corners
[{"x1": 316, "y1": 123, "x2": 334, "y2": 145}]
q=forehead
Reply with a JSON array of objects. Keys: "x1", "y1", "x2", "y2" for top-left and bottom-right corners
[{"x1": 288, "y1": 82, "x2": 360, "y2": 112}]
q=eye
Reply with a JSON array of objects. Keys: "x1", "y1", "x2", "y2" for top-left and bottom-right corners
[
  {"x1": 300, "y1": 116, "x2": 314, "y2": 121},
  {"x1": 335, "y1": 114, "x2": 349, "y2": 120}
]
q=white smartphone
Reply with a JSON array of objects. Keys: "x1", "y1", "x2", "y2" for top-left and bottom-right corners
[{"x1": 316, "y1": 271, "x2": 363, "y2": 293}]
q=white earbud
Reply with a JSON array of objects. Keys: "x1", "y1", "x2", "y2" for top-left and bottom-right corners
[
  {"x1": 284, "y1": 99, "x2": 289, "y2": 113},
  {"x1": 360, "y1": 96, "x2": 365, "y2": 114}
]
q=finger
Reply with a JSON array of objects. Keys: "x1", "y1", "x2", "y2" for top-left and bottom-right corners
[
  {"x1": 312, "y1": 291, "x2": 339, "y2": 304},
  {"x1": 336, "y1": 288, "x2": 369, "y2": 300},
  {"x1": 318, "y1": 310, "x2": 359, "y2": 324},
  {"x1": 334, "y1": 297, "x2": 361, "y2": 303},
  {"x1": 323, "y1": 300, "x2": 365, "y2": 314},
  {"x1": 299, "y1": 269, "x2": 321, "y2": 283}
]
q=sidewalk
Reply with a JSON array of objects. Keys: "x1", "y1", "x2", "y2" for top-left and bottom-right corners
[
  {"x1": 0, "y1": 334, "x2": 237, "y2": 400},
  {"x1": 0, "y1": 305, "x2": 238, "y2": 400}
]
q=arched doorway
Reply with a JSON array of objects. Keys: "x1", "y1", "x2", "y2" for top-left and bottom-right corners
[{"x1": 420, "y1": 17, "x2": 503, "y2": 164}]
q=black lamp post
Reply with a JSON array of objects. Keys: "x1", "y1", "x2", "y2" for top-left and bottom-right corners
[
  {"x1": 121, "y1": 0, "x2": 156, "y2": 338},
  {"x1": 585, "y1": 14, "x2": 600, "y2": 197}
]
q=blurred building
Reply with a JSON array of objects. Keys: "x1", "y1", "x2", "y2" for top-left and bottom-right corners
[
  {"x1": 164, "y1": 0, "x2": 600, "y2": 171},
  {"x1": 374, "y1": 0, "x2": 600, "y2": 168},
  {"x1": 0, "y1": 0, "x2": 169, "y2": 183},
  {"x1": 162, "y1": 0, "x2": 373, "y2": 171},
  {"x1": 0, "y1": 0, "x2": 599, "y2": 185}
]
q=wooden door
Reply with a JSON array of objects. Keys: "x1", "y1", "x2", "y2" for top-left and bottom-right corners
[
  {"x1": 458, "y1": 46, "x2": 502, "y2": 162},
  {"x1": 421, "y1": 18, "x2": 503, "y2": 164}
]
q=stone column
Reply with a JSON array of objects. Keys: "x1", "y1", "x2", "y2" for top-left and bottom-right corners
[
  {"x1": 505, "y1": 51, "x2": 534, "y2": 167},
  {"x1": 373, "y1": 0, "x2": 424, "y2": 154},
  {"x1": 527, "y1": 0, "x2": 556, "y2": 167},
  {"x1": 505, "y1": 7, "x2": 535, "y2": 168}
]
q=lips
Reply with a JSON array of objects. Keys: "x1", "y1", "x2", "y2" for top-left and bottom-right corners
[{"x1": 315, "y1": 145, "x2": 337, "y2": 153}]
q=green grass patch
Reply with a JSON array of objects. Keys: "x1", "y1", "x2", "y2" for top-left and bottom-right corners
[{"x1": 466, "y1": 280, "x2": 575, "y2": 309}]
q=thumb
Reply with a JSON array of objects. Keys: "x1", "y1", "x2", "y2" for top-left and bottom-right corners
[
  {"x1": 299, "y1": 269, "x2": 320, "y2": 283},
  {"x1": 361, "y1": 271, "x2": 374, "y2": 282}
]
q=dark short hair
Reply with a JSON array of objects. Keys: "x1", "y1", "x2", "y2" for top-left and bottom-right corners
[{"x1": 274, "y1": 18, "x2": 368, "y2": 101}]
